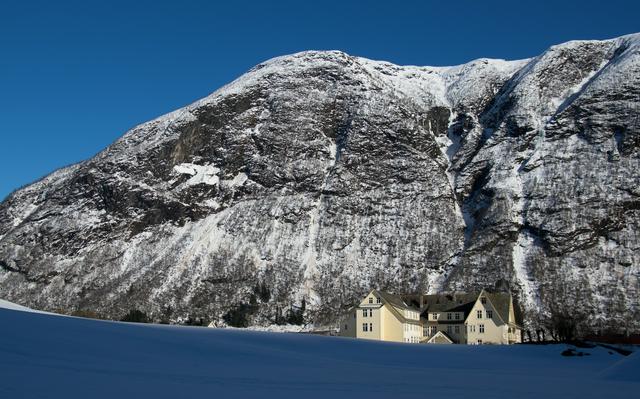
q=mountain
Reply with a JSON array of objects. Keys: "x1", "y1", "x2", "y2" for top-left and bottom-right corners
[{"x1": 1, "y1": 33, "x2": 639, "y2": 333}]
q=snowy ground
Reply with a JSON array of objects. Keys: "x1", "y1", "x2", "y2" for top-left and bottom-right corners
[{"x1": 0, "y1": 301, "x2": 637, "y2": 398}]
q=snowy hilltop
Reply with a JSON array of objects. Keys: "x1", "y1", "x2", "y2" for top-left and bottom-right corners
[{"x1": 0, "y1": 33, "x2": 639, "y2": 334}]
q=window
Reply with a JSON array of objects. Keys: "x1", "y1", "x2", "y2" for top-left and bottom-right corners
[
  {"x1": 363, "y1": 309, "x2": 367, "y2": 317},
  {"x1": 487, "y1": 310, "x2": 493, "y2": 319},
  {"x1": 431, "y1": 326, "x2": 437, "y2": 335},
  {"x1": 377, "y1": 297, "x2": 381, "y2": 304},
  {"x1": 481, "y1": 297, "x2": 487, "y2": 304},
  {"x1": 477, "y1": 310, "x2": 482, "y2": 319},
  {"x1": 369, "y1": 323, "x2": 373, "y2": 332},
  {"x1": 369, "y1": 309, "x2": 373, "y2": 317},
  {"x1": 447, "y1": 312, "x2": 452, "y2": 320},
  {"x1": 423, "y1": 326, "x2": 429, "y2": 336},
  {"x1": 362, "y1": 323, "x2": 368, "y2": 332},
  {"x1": 477, "y1": 339, "x2": 483, "y2": 345},
  {"x1": 454, "y1": 325, "x2": 460, "y2": 334},
  {"x1": 369, "y1": 297, "x2": 373, "y2": 304},
  {"x1": 468, "y1": 325, "x2": 475, "y2": 333},
  {"x1": 432, "y1": 313, "x2": 438, "y2": 320},
  {"x1": 447, "y1": 325, "x2": 453, "y2": 334},
  {"x1": 455, "y1": 313, "x2": 460, "y2": 320},
  {"x1": 344, "y1": 324, "x2": 348, "y2": 330},
  {"x1": 479, "y1": 324, "x2": 485, "y2": 333}
]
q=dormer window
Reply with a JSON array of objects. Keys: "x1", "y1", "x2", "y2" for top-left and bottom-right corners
[
  {"x1": 481, "y1": 297, "x2": 487, "y2": 304},
  {"x1": 447, "y1": 313, "x2": 452, "y2": 320},
  {"x1": 432, "y1": 313, "x2": 438, "y2": 320},
  {"x1": 487, "y1": 310, "x2": 493, "y2": 319}
]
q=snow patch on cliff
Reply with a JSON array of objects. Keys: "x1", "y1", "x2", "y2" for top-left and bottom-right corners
[
  {"x1": 173, "y1": 163, "x2": 221, "y2": 186},
  {"x1": 512, "y1": 231, "x2": 542, "y2": 312}
]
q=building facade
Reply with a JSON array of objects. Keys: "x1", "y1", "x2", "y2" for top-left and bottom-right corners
[
  {"x1": 338, "y1": 290, "x2": 423, "y2": 343},
  {"x1": 339, "y1": 289, "x2": 522, "y2": 345}
]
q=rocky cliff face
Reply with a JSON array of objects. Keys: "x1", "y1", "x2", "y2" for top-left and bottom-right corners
[{"x1": 1, "y1": 34, "x2": 638, "y2": 332}]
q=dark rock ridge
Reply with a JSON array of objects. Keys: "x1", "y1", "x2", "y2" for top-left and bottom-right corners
[{"x1": 1, "y1": 33, "x2": 639, "y2": 333}]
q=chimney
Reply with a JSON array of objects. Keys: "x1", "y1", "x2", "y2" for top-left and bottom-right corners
[{"x1": 420, "y1": 294, "x2": 424, "y2": 309}]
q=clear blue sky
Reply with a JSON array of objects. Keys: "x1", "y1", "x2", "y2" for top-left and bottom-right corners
[{"x1": 1, "y1": 0, "x2": 638, "y2": 200}]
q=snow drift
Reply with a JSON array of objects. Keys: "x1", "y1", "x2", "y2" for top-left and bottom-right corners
[{"x1": 0, "y1": 302, "x2": 637, "y2": 398}]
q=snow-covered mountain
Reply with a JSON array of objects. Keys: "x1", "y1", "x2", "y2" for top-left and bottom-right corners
[{"x1": 1, "y1": 33, "x2": 639, "y2": 333}]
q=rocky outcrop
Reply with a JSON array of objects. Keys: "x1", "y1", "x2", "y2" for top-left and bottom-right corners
[{"x1": 1, "y1": 34, "x2": 638, "y2": 333}]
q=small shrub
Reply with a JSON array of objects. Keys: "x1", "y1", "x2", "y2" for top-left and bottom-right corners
[
  {"x1": 285, "y1": 299, "x2": 306, "y2": 325},
  {"x1": 223, "y1": 304, "x2": 252, "y2": 327},
  {"x1": 71, "y1": 309, "x2": 102, "y2": 319},
  {"x1": 254, "y1": 283, "x2": 271, "y2": 303},
  {"x1": 121, "y1": 309, "x2": 149, "y2": 323}
]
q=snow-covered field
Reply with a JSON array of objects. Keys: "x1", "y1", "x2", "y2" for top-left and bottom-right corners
[{"x1": 0, "y1": 301, "x2": 637, "y2": 398}]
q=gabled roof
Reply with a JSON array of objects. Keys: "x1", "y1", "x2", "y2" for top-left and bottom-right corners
[
  {"x1": 363, "y1": 290, "x2": 421, "y2": 325},
  {"x1": 375, "y1": 290, "x2": 418, "y2": 311},
  {"x1": 483, "y1": 292, "x2": 510, "y2": 324},
  {"x1": 419, "y1": 292, "x2": 479, "y2": 315},
  {"x1": 426, "y1": 330, "x2": 454, "y2": 344}
]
